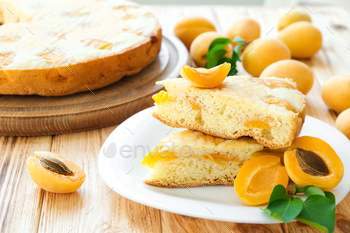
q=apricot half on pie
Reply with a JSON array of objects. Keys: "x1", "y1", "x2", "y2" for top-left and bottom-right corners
[
  {"x1": 180, "y1": 62, "x2": 231, "y2": 88},
  {"x1": 27, "y1": 151, "x2": 85, "y2": 193}
]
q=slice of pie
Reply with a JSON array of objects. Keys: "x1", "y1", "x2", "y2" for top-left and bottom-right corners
[
  {"x1": 141, "y1": 130, "x2": 267, "y2": 188},
  {"x1": 152, "y1": 76, "x2": 305, "y2": 149}
]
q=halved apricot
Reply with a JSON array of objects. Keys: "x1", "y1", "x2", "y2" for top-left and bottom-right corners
[
  {"x1": 27, "y1": 151, "x2": 85, "y2": 193},
  {"x1": 180, "y1": 62, "x2": 231, "y2": 88},
  {"x1": 284, "y1": 136, "x2": 344, "y2": 190},
  {"x1": 234, "y1": 155, "x2": 289, "y2": 206}
]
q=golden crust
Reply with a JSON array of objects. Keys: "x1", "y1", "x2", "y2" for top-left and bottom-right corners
[
  {"x1": 0, "y1": 28, "x2": 162, "y2": 96},
  {"x1": 144, "y1": 179, "x2": 234, "y2": 188}
]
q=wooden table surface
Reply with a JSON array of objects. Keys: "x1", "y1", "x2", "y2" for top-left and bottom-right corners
[{"x1": 1, "y1": 5, "x2": 350, "y2": 233}]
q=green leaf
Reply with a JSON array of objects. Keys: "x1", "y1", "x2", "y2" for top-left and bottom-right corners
[
  {"x1": 233, "y1": 36, "x2": 244, "y2": 43},
  {"x1": 263, "y1": 197, "x2": 303, "y2": 223},
  {"x1": 205, "y1": 49, "x2": 227, "y2": 69},
  {"x1": 296, "y1": 195, "x2": 336, "y2": 233},
  {"x1": 233, "y1": 42, "x2": 245, "y2": 61},
  {"x1": 304, "y1": 186, "x2": 325, "y2": 197},
  {"x1": 324, "y1": 191, "x2": 336, "y2": 204},
  {"x1": 206, "y1": 38, "x2": 232, "y2": 59},
  {"x1": 268, "y1": 185, "x2": 290, "y2": 205}
]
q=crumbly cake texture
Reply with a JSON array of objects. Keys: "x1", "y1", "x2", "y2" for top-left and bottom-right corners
[
  {"x1": 153, "y1": 76, "x2": 306, "y2": 149},
  {"x1": 0, "y1": 0, "x2": 161, "y2": 96},
  {"x1": 143, "y1": 130, "x2": 264, "y2": 188}
]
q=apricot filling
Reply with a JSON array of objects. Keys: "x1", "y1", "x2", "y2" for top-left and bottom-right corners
[
  {"x1": 0, "y1": 36, "x2": 20, "y2": 43},
  {"x1": 180, "y1": 62, "x2": 231, "y2": 88},
  {"x1": 234, "y1": 155, "x2": 289, "y2": 206},
  {"x1": 85, "y1": 39, "x2": 113, "y2": 50},
  {"x1": 251, "y1": 78, "x2": 297, "y2": 89},
  {"x1": 261, "y1": 95, "x2": 296, "y2": 112},
  {"x1": 142, "y1": 148, "x2": 241, "y2": 168},
  {"x1": 245, "y1": 120, "x2": 271, "y2": 129},
  {"x1": 27, "y1": 151, "x2": 85, "y2": 193},
  {"x1": 0, "y1": 53, "x2": 15, "y2": 67},
  {"x1": 152, "y1": 91, "x2": 169, "y2": 104},
  {"x1": 284, "y1": 136, "x2": 344, "y2": 190},
  {"x1": 39, "y1": 51, "x2": 64, "y2": 65}
]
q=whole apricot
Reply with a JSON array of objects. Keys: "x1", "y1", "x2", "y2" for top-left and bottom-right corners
[
  {"x1": 27, "y1": 151, "x2": 85, "y2": 193},
  {"x1": 336, "y1": 108, "x2": 350, "y2": 140},
  {"x1": 190, "y1": 31, "x2": 231, "y2": 67},
  {"x1": 242, "y1": 38, "x2": 291, "y2": 77},
  {"x1": 226, "y1": 17, "x2": 260, "y2": 45},
  {"x1": 278, "y1": 22, "x2": 322, "y2": 58},
  {"x1": 277, "y1": 10, "x2": 311, "y2": 31},
  {"x1": 322, "y1": 75, "x2": 350, "y2": 113},
  {"x1": 174, "y1": 15, "x2": 216, "y2": 50},
  {"x1": 260, "y1": 60, "x2": 313, "y2": 94}
]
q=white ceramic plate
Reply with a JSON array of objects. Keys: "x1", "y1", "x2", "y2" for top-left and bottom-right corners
[{"x1": 98, "y1": 107, "x2": 350, "y2": 223}]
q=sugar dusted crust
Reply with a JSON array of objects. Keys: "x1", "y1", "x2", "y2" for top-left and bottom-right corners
[
  {"x1": 0, "y1": 0, "x2": 161, "y2": 96},
  {"x1": 153, "y1": 76, "x2": 306, "y2": 149}
]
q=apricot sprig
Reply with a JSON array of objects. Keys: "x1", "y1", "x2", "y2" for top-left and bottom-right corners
[
  {"x1": 262, "y1": 184, "x2": 336, "y2": 233},
  {"x1": 206, "y1": 36, "x2": 248, "y2": 75}
]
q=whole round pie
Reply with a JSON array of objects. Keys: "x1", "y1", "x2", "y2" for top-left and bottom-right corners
[{"x1": 0, "y1": 0, "x2": 162, "y2": 96}]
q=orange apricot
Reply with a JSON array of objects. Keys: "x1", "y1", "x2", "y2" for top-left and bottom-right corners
[
  {"x1": 27, "y1": 151, "x2": 85, "y2": 193},
  {"x1": 174, "y1": 16, "x2": 216, "y2": 50},
  {"x1": 336, "y1": 108, "x2": 350, "y2": 140},
  {"x1": 242, "y1": 38, "x2": 291, "y2": 77},
  {"x1": 284, "y1": 136, "x2": 344, "y2": 190},
  {"x1": 226, "y1": 17, "x2": 260, "y2": 45},
  {"x1": 180, "y1": 62, "x2": 231, "y2": 88},
  {"x1": 234, "y1": 155, "x2": 289, "y2": 206}
]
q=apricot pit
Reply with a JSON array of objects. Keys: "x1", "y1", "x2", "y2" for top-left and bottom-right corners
[{"x1": 284, "y1": 136, "x2": 344, "y2": 190}]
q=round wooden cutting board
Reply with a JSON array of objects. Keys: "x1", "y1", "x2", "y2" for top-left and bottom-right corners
[{"x1": 0, "y1": 34, "x2": 188, "y2": 136}]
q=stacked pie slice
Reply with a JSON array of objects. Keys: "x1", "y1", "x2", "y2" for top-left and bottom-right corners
[{"x1": 142, "y1": 76, "x2": 306, "y2": 188}]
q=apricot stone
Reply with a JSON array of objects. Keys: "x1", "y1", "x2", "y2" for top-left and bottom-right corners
[
  {"x1": 278, "y1": 22, "x2": 322, "y2": 58},
  {"x1": 242, "y1": 38, "x2": 291, "y2": 77},
  {"x1": 260, "y1": 60, "x2": 314, "y2": 94},
  {"x1": 174, "y1": 15, "x2": 216, "y2": 50},
  {"x1": 322, "y1": 75, "x2": 350, "y2": 113}
]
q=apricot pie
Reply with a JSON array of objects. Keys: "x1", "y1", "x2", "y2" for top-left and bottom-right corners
[
  {"x1": 0, "y1": 0, "x2": 161, "y2": 96},
  {"x1": 152, "y1": 76, "x2": 306, "y2": 149},
  {"x1": 141, "y1": 130, "x2": 265, "y2": 188}
]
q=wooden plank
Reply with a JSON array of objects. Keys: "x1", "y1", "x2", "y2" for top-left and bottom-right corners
[
  {"x1": 0, "y1": 135, "x2": 52, "y2": 233},
  {"x1": 37, "y1": 127, "x2": 162, "y2": 233},
  {"x1": 161, "y1": 211, "x2": 284, "y2": 233}
]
